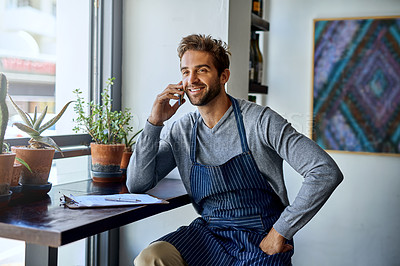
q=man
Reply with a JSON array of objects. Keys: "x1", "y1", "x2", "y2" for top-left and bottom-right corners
[{"x1": 127, "y1": 34, "x2": 343, "y2": 266}]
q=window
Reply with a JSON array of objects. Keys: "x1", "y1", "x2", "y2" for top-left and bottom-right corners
[
  {"x1": 1, "y1": 0, "x2": 91, "y2": 139},
  {"x1": 0, "y1": 0, "x2": 95, "y2": 264},
  {"x1": 1, "y1": 0, "x2": 123, "y2": 263}
]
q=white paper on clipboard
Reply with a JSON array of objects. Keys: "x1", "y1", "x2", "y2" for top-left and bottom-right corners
[{"x1": 62, "y1": 193, "x2": 168, "y2": 209}]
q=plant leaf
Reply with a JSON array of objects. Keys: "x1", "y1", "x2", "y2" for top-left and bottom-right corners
[
  {"x1": 13, "y1": 122, "x2": 40, "y2": 136},
  {"x1": 33, "y1": 105, "x2": 48, "y2": 130},
  {"x1": 33, "y1": 106, "x2": 37, "y2": 124},
  {"x1": 8, "y1": 95, "x2": 33, "y2": 127},
  {"x1": 0, "y1": 97, "x2": 8, "y2": 155},
  {"x1": 1, "y1": 142, "x2": 10, "y2": 153},
  {"x1": 34, "y1": 135, "x2": 62, "y2": 153},
  {"x1": 126, "y1": 128, "x2": 143, "y2": 146},
  {"x1": 25, "y1": 112, "x2": 34, "y2": 125},
  {"x1": 16, "y1": 157, "x2": 32, "y2": 173},
  {"x1": 39, "y1": 101, "x2": 74, "y2": 133},
  {"x1": 132, "y1": 128, "x2": 143, "y2": 139}
]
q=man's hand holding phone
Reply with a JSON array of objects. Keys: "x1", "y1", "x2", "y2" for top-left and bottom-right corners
[{"x1": 148, "y1": 81, "x2": 185, "y2": 126}]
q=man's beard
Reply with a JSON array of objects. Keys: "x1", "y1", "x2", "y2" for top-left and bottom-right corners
[{"x1": 186, "y1": 78, "x2": 222, "y2": 106}]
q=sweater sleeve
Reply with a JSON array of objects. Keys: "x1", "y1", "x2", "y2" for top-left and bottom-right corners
[
  {"x1": 262, "y1": 110, "x2": 344, "y2": 239},
  {"x1": 126, "y1": 120, "x2": 177, "y2": 193}
]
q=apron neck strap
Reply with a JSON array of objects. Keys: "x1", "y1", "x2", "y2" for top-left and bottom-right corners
[
  {"x1": 190, "y1": 95, "x2": 250, "y2": 163},
  {"x1": 229, "y1": 95, "x2": 250, "y2": 153},
  {"x1": 190, "y1": 118, "x2": 199, "y2": 163}
]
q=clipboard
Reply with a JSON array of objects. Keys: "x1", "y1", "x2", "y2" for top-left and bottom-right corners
[{"x1": 61, "y1": 193, "x2": 169, "y2": 209}]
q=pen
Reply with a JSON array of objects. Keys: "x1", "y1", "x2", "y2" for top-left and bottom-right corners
[
  {"x1": 105, "y1": 197, "x2": 141, "y2": 203},
  {"x1": 178, "y1": 86, "x2": 184, "y2": 106}
]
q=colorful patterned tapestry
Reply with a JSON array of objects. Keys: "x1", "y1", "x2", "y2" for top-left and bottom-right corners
[{"x1": 312, "y1": 17, "x2": 400, "y2": 155}]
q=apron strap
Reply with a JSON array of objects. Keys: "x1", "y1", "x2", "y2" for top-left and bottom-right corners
[
  {"x1": 190, "y1": 117, "x2": 198, "y2": 163},
  {"x1": 229, "y1": 95, "x2": 250, "y2": 153},
  {"x1": 190, "y1": 95, "x2": 250, "y2": 163}
]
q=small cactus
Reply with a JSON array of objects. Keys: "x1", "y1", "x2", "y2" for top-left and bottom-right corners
[
  {"x1": 0, "y1": 73, "x2": 9, "y2": 155},
  {"x1": 8, "y1": 95, "x2": 73, "y2": 153}
]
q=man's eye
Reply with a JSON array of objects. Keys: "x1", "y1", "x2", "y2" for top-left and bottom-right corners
[
  {"x1": 182, "y1": 71, "x2": 189, "y2": 76},
  {"x1": 198, "y1": 68, "x2": 207, "y2": 73}
]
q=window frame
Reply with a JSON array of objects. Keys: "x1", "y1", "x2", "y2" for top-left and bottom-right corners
[
  {"x1": 4, "y1": 0, "x2": 123, "y2": 159},
  {"x1": 4, "y1": 0, "x2": 123, "y2": 264},
  {"x1": 2, "y1": 1, "x2": 123, "y2": 264}
]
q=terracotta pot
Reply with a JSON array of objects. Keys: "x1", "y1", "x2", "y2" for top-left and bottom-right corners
[
  {"x1": 11, "y1": 163, "x2": 22, "y2": 187},
  {"x1": 120, "y1": 151, "x2": 133, "y2": 179},
  {"x1": 11, "y1": 146, "x2": 55, "y2": 185},
  {"x1": 90, "y1": 143, "x2": 125, "y2": 182},
  {"x1": 0, "y1": 153, "x2": 16, "y2": 195}
]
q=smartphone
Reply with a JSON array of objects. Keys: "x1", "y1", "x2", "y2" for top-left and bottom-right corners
[{"x1": 178, "y1": 90, "x2": 184, "y2": 106}]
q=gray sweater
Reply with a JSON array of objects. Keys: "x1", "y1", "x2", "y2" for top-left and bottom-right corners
[{"x1": 126, "y1": 97, "x2": 343, "y2": 239}]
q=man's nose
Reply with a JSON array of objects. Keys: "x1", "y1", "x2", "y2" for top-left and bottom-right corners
[{"x1": 188, "y1": 72, "x2": 199, "y2": 84}]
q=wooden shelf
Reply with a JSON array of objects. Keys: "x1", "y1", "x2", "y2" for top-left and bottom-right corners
[
  {"x1": 249, "y1": 83, "x2": 268, "y2": 94},
  {"x1": 251, "y1": 13, "x2": 269, "y2": 31},
  {"x1": 249, "y1": 13, "x2": 269, "y2": 96}
]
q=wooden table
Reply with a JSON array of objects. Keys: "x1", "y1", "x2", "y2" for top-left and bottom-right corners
[{"x1": 0, "y1": 178, "x2": 190, "y2": 266}]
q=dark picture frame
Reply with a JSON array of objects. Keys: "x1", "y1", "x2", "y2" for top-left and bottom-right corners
[{"x1": 311, "y1": 16, "x2": 400, "y2": 155}]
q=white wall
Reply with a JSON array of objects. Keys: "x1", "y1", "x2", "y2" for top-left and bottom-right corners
[
  {"x1": 120, "y1": 0, "x2": 231, "y2": 264},
  {"x1": 121, "y1": 0, "x2": 400, "y2": 265},
  {"x1": 122, "y1": 0, "x2": 230, "y2": 129},
  {"x1": 266, "y1": 0, "x2": 400, "y2": 265}
]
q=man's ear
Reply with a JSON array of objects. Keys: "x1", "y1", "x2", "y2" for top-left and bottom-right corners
[{"x1": 220, "y1": 69, "x2": 230, "y2": 85}]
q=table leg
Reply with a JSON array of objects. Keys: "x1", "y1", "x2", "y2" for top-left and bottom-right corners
[
  {"x1": 25, "y1": 243, "x2": 58, "y2": 266},
  {"x1": 86, "y1": 228, "x2": 119, "y2": 266}
]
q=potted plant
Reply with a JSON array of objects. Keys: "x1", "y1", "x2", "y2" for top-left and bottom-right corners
[
  {"x1": 0, "y1": 73, "x2": 14, "y2": 205},
  {"x1": 120, "y1": 128, "x2": 143, "y2": 179},
  {"x1": 8, "y1": 94, "x2": 72, "y2": 191},
  {"x1": 73, "y1": 77, "x2": 141, "y2": 182},
  {"x1": 1, "y1": 73, "x2": 33, "y2": 201},
  {"x1": 1, "y1": 142, "x2": 33, "y2": 200}
]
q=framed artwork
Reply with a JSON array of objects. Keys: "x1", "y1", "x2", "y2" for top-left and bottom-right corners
[{"x1": 312, "y1": 16, "x2": 400, "y2": 155}]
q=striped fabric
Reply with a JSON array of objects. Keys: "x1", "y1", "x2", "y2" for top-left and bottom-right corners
[{"x1": 157, "y1": 96, "x2": 293, "y2": 265}]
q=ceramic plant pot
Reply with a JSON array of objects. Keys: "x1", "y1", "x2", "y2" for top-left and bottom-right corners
[
  {"x1": 0, "y1": 153, "x2": 16, "y2": 195},
  {"x1": 90, "y1": 143, "x2": 125, "y2": 182},
  {"x1": 10, "y1": 163, "x2": 23, "y2": 200},
  {"x1": 11, "y1": 146, "x2": 55, "y2": 185},
  {"x1": 120, "y1": 150, "x2": 133, "y2": 180},
  {"x1": 11, "y1": 163, "x2": 22, "y2": 187}
]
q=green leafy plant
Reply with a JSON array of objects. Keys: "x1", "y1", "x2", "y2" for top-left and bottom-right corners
[
  {"x1": 122, "y1": 128, "x2": 143, "y2": 152},
  {"x1": 8, "y1": 95, "x2": 73, "y2": 152},
  {"x1": 73, "y1": 77, "x2": 140, "y2": 144}
]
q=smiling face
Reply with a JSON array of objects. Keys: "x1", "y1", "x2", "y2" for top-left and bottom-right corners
[{"x1": 180, "y1": 50, "x2": 228, "y2": 106}]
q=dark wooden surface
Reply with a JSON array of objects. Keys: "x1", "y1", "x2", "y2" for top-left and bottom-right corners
[{"x1": 0, "y1": 178, "x2": 190, "y2": 247}]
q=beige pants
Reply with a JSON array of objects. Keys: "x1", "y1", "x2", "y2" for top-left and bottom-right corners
[{"x1": 134, "y1": 241, "x2": 187, "y2": 266}]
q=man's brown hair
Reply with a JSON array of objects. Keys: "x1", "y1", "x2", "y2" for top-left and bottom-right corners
[{"x1": 177, "y1": 34, "x2": 231, "y2": 76}]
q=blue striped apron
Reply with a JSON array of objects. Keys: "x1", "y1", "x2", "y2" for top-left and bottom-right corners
[{"x1": 157, "y1": 96, "x2": 294, "y2": 265}]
